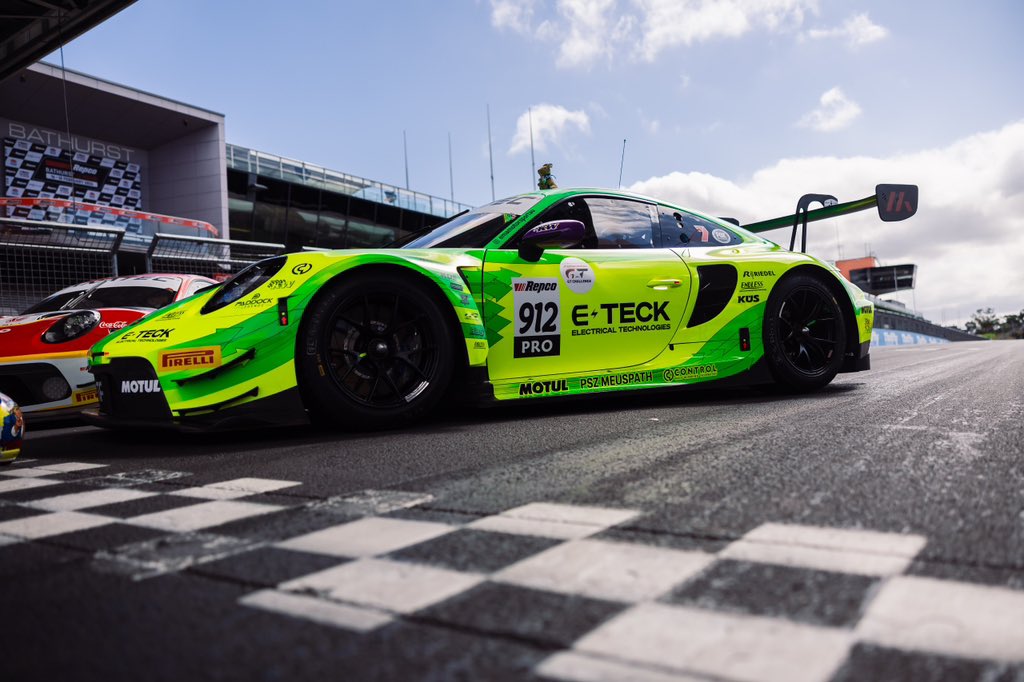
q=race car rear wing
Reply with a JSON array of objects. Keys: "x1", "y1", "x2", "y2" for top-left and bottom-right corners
[{"x1": 742, "y1": 184, "x2": 918, "y2": 252}]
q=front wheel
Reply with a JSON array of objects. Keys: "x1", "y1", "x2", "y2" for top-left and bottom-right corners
[
  {"x1": 763, "y1": 274, "x2": 847, "y2": 392},
  {"x1": 296, "y1": 273, "x2": 455, "y2": 430}
]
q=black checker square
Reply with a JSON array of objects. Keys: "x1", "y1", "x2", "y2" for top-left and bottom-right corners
[
  {"x1": 592, "y1": 524, "x2": 733, "y2": 553},
  {"x1": 204, "y1": 506, "x2": 360, "y2": 542},
  {"x1": 189, "y1": 546, "x2": 346, "y2": 588},
  {"x1": 383, "y1": 506, "x2": 483, "y2": 526},
  {"x1": 663, "y1": 559, "x2": 877, "y2": 628},
  {"x1": 0, "y1": 504, "x2": 50, "y2": 523},
  {"x1": 830, "y1": 643, "x2": 1024, "y2": 682},
  {"x1": 86, "y1": 493, "x2": 202, "y2": 519},
  {"x1": 46, "y1": 522, "x2": 167, "y2": 553},
  {"x1": 386, "y1": 528, "x2": 561, "y2": 574},
  {"x1": 418, "y1": 582, "x2": 626, "y2": 649}
]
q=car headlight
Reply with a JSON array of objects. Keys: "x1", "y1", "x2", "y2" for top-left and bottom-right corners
[
  {"x1": 42, "y1": 310, "x2": 101, "y2": 344},
  {"x1": 201, "y1": 256, "x2": 285, "y2": 314}
]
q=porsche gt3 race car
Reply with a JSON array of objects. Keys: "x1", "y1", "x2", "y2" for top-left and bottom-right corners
[
  {"x1": 85, "y1": 185, "x2": 917, "y2": 431},
  {"x1": 0, "y1": 274, "x2": 216, "y2": 420}
]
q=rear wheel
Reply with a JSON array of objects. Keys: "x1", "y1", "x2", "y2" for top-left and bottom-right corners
[
  {"x1": 763, "y1": 274, "x2": 847, "y2": 392},
  {"x1": 296, "y1": 273, "x2": 455, "y2": 429}
]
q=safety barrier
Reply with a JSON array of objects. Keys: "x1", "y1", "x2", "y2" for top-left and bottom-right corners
[
  {"x1": 146, "y1": 234, "x2": 285, "y2": 281},
  {"x1": 0, "y1": 218, "x2": 123, "y2": 315}
]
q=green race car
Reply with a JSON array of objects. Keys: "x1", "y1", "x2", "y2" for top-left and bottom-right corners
[{"x1": 85, "y1": 185, "x2": 917, "y2": 430}]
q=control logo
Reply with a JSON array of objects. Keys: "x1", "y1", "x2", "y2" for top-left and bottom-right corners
[
  {"x1": 737, "y1": 294, "x2": 761, "y2": 304},
  {"x1": 560, "y1": 257, "x2": 595, "y2": 294},
  {"x1": 119, "y1": 379, "x2": 162, "y2": 394},
  {"x1": 662, "y1": 365, "x2": 718, "y2": 382},
  {"x1": 159, "y1": 347, "x2": 222, "y2": 373},
  {"x1": 291, "y1": 263, "x2": 312, "y2": 275}
]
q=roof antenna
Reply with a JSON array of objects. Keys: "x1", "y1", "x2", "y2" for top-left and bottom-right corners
[{"x1": 617, "y1": 139, "x2": 627, "y2": 188}]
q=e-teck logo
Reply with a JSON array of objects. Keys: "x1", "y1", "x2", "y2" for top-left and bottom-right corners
[
  {"x1": 737, "y1": 294, "x2": 761, "y2": 304},
  {"x1": 120, "y1": 379, "x2": 161, "y2": 394},
  {"x1": 560, "y1": 257, "x2": 595, "y2": 294},
  {"x1": 159, "y1": 347, "x2": 222, "y2": 373}
]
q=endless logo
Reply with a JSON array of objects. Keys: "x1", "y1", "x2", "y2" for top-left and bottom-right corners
[{"x1": 120, "y1": 379, "x2": 161, "y2": 394}]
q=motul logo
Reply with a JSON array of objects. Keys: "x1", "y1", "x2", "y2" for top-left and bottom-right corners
[{"x1": 120, "y1": 380, "x2": 161, "y2": 394}]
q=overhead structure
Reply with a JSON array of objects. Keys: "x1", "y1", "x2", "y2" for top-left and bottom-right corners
[{"x1": 0, "y1": 0, "x2": 137, "y2": 84}]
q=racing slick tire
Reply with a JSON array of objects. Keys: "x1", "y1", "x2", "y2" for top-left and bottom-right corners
[
  {"x1": 763, "y1": 273, "x2": 847, "y2": 392},
  {"x1": 296, "y1": 272, "x2": 456, "y2": 430}
]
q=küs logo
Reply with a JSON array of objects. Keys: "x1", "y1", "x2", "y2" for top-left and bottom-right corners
[{"x1": 560, "y1": 257, "x2": 594, "y2": 294}]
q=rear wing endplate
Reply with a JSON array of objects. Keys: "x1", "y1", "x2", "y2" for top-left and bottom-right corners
[{"x1": 742, "y1": 184, "x2": 918, "y2": 252}]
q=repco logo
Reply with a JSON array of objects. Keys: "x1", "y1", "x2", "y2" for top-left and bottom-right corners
[
  {"x1": 120, "y1": 380, "x2": 161, "y2": 394},
  {"x1": 519, "y1": 379, "x2": 569, "y2": 396},
  {"x1": 737, "y1": 294, "x2": 761, "y2": 304},
  {"x1": 514, "y1": 281, "x2": 557, "y2": 292}
]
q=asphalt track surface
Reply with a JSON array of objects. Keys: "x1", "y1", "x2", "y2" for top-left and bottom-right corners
[{"x1": 2, "y1": 341, "x2": 1023, "y2": 681}]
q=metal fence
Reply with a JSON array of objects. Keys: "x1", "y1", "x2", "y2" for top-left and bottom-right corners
[
  {"x1": 146, "y1": 234, "x2": 285, "y2": 280},
  {"x1": 0, "y1": 219, "x2": 123, "y2": 315}
]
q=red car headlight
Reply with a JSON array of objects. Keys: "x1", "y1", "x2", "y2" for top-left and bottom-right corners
[{"x1": 42, "y1": 310, "x2": 101, "y2": 344}]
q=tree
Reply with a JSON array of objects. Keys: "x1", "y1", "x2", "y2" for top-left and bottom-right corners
[{"x1": 965, "y1": 308, "x2": 999, "y2": 336}]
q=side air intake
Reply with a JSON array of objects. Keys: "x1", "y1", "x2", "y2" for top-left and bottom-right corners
[{"x1": 688, "y1": 265, "x2": 737, "y2": 327}]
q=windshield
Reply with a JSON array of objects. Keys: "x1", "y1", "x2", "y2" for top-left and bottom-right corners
[
  {"x1": 20, "y1": 290, "x2": 87, "y2": 314},
  {"x1": 71, "y1": 282, "x2": 180, "y2": 310},
  {"x1": 403, "y1": 194, "x2": 543, "y2": 248}
]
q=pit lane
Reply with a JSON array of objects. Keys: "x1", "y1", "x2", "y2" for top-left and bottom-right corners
[{"x1": 2, "y1": 340, "x2": 1022, "y2": 680}]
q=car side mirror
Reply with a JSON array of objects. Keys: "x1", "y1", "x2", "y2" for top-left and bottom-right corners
[{"x1": 518, "y1": 220, "x2": 586, "y2": 262}]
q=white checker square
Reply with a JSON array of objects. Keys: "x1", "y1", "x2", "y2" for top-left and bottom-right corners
[
  {"x1": 277, "y1": 517, "x2": 455, "y2": 558},
  {"x1": 857, "y1": 575, "x2": 1024, "y2": 663},
  {"x1": 0, "y1": 511, "x2": 113, "y2": 539},
  {"x1": 721, "y1": 523, "x2": 927, "y2": 576},
  {"x1": 0, "y1": 534, "x2": 21, "y2": 548},
  {"x1": 172, "y1": 477, "x2": 301, "y2": 500},
  {"x1": 240, "y1": 589, "x2": 392, "y2": 633},
  {"x1": 282, "y1": 557, "x2": 483, "y2": 614},
  {"x1": 28, "y1": 488, "x2": 156, "y2": 512},
  {"x1": 574, "y1": 603, "x2": 853, "y2": 682},
  {"x1": 0, "y1": 467, "x2": 64, "y2": 478},
  {"x1": 468, "y1": 502, "x2": 640, "y2": 540},
  {"x1": 126, "y1": 500, "x2": 281, "y2": 532},
  {"x1": 495, "y1": 538, "x2": 714, "y2": 602},
  {"x1": 0, "y1": 477, "x2": 62, "y2": 494},
  {"x1": 38, "y1": 462, "x2": 108, "y2": 473}
]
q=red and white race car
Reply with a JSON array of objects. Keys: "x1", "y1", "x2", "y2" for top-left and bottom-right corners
[{"x1": 0, "y1": 274, "x2": 216, "y2": 420}]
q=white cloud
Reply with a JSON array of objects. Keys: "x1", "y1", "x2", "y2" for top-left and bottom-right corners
[
  {"x1": 798, "y1": 87, "x2": 862, "y2": 132},
  {"x1": 489, "y1": 0, "x2": 537, "y2": 32},
  {"x1": 488, "y1": 0, "x2": 819, "y2": 68},
  {"x1": 509, "y1": 103, "x2": 591, "y2": 155},
  {"x1": 806, "y1": 12, "x2": 888, "y2": 47},
  {"x1": 628, "y1": 120, "x2": 1024, "y2": 320}
]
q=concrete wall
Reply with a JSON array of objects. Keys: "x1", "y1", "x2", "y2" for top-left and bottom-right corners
[{"x1": 147, "y1": 124, "x2": 228, "y2": 237}]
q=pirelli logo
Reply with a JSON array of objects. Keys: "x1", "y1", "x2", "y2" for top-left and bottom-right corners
[{"x1": 158, "y1": 347, "x2": 222, "y2": 372}]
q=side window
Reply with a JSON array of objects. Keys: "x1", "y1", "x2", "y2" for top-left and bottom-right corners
[
  {"x1": 658, "y1": 207, "x2": 741, "y2": 247},
  {"x1": 586, "y1": 198, "x2": 656, "y2": 248},
  {"x1": 183, "y1": 279, "x2": 213, "y2": 298},
  {"x1": 519, "y1": 198, "x2": 597, "y2": 248}
]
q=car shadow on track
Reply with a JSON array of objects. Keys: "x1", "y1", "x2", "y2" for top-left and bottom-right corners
[{"x1": 20, "y1": 382, "x2": 862, "y2": 462}]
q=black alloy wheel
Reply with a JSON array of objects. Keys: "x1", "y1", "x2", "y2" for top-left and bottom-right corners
[
  {"x1": 325, "y1": 292, "x2": 438, "y2": 407},
  {"x1": 763, "y1": 273, "x2": 847, "y2": 391},
  {"x1": 297, "y1": 273, "x2": 455, "y2": 429}
]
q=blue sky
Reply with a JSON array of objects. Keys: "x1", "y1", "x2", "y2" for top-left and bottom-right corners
[{"x1": 49, "y1": 1, "x2": 1024, "y2": 322}]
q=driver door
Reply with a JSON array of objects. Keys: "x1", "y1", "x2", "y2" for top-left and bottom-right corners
[{"x1": 482, "y1": 196, "x2": 691, "y2": 383}]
